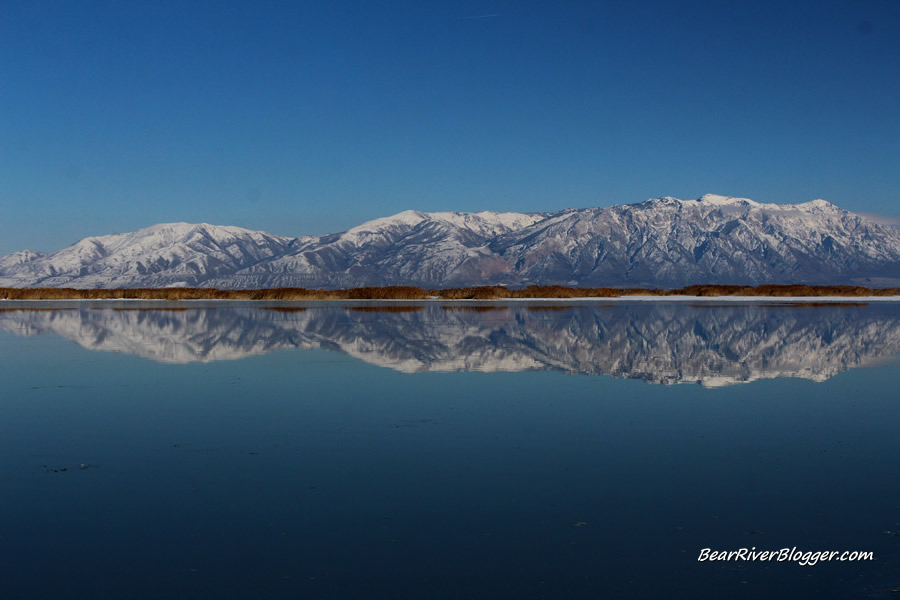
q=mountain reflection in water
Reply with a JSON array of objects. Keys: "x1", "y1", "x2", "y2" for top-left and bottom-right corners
[{"x1": 1, "y1": 302, "x2": 898, "y2": 387}]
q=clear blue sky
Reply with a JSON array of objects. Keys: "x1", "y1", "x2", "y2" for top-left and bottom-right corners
[{"x1": 2, "y1": 0, "x2": 898, "y2": 254}]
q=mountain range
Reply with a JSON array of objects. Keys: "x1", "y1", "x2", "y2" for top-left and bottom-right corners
[
  {"x1": 2, "y1": 194, "x2": 899, "y2": 288},
  {"x1": 2, "y1": 303, "x2": 898, "y2": 386}
]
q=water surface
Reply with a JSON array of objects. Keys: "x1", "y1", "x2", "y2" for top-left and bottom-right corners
[{"x1": 1, "y1": 301, "x2": 898, "y2": 599}]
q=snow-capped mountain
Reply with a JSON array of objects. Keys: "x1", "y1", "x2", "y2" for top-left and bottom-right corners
[
  {"x1": 2, "y1": 196, "x2": 899, "y2": 288},
  {"x1": 488, "y1": 194, "x2": 900, "y2": 287},
  {"x1": 0, "y1": 250, "x2": 47, "y2": 272},
  {"x1": 203, "y1": 210, "x2": 546, "y2": 288},
  {"x1": 2, "y1": 303, "x2": 898, "y2": 386},
  {"x1": 0, "y1": 222, "x2": 294, "y2": 288}
]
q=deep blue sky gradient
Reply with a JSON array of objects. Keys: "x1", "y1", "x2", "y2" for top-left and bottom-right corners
[{"x1": 2, "y1": 0, "x2": 898, "y2": 253}]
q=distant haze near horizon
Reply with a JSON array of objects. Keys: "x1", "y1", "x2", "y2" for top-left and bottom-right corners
[{"x1": 2, "y1": 1, "x2": 898, "y2": 255}]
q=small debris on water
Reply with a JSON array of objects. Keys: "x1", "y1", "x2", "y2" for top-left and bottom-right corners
[{"x1": 44, "y1": 463, "x2": 98, "y2": 472}]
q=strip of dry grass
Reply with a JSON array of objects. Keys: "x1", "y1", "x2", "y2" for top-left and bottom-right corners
[{"x1": 0, "y1": 284, "x2": 897, "y2": 301}]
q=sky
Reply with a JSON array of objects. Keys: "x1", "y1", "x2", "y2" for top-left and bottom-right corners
[{"x1": 1, "y1": 0, "x2": 898, "y2": 254}]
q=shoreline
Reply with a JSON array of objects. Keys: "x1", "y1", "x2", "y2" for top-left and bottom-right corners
[{"x1": 2, "y1": 284, "x2": 899, "y2": 302}]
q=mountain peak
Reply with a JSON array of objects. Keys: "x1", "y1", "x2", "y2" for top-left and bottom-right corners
[
  {"x1": 0, "y1": 249, "x2": 46, "y2": 270},
  {"x1": 3, "y1": 198, "x2": 899, "y2": 289},
  {"x1": 344, "y1": 210, "x2": 428, "y2": 236},
  {"x1": 697, "y1": 194, "x2": 759, "y2": 206},
  {"x1": 795, "y1": 198, "x2": 840, "y2": 212},
  {"x1": 642, "y1": 196, "x2": 685, "y2": 205}
]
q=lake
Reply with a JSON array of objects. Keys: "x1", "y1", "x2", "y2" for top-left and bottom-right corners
[{"x1": 1, "y1": 301, "x2": 898, "y2": 599}]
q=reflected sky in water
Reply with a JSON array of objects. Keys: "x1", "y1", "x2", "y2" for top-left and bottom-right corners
[
  {"x1": 1, "y1": 301, "x2": 899, "y2": 599},
  {"x1": 1, "y1": 301, "x2": 899, "y2": 386}
]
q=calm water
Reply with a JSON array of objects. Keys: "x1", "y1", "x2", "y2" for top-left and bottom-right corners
[{"x1": 1, "y1": 301, "x2": 898, "y2": 599}]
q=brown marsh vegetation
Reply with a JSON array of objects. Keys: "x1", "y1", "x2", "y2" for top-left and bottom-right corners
[{"x1": 0, "y1": 284, "x2": 897, "y2": 301}]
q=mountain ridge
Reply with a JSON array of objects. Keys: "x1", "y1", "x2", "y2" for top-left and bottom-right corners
[{"x1": 2, "y1": 195, "x2": 899, "y2": 288}]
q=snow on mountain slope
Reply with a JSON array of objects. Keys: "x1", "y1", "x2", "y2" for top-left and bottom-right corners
[
  {"x1": 0, "y1": 223, "x2": 294, "y2": 288},
  {"x1": 0, "y1": 250, "x2": 46, "y2": 271},
  {"x1": 1, "y1": 196, "x2": 898, "y2": 288},
  {"x1": 207, "y1": 210, "x2": 546, "y2": 289},
  {"x1": 487, "y1": 194, "x2": 900, "y2": 287}
]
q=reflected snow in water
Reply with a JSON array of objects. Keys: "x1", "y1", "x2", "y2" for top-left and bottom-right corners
[
  {"x1": 1, "y1": 301, "x2": 898, "y2": 599},
  {"x1": 1, "y1": 301, "x2": 899, "y2": 386}
]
